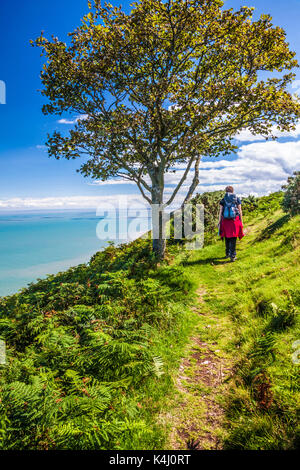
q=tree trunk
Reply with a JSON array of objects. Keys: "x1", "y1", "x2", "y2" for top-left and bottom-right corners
[
  {"x1": 151, "y1": 182, "x2": 166, "y2": 260},
  {"x1": 152, "y1": 236, "x2": 166, "y2": 260}
]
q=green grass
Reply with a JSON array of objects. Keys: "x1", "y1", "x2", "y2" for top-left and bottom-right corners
[
  {"x1": 0, "y1": 192, "x2": 299, "y2": 450},
  {"x1": 172, "y1": 206, "x2": 300, "y2": 450}
]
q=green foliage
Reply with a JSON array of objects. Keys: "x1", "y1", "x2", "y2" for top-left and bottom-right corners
[
  {"x1": 282, "y1": 171, "x2": 300, "y2": 216},
  {"x1": 244, "y1": 191, "x2": 284, "y2": 219},
  {"x1": 241, "y1": 195, "x2": 259, "y2": 213},
  {"x1": 190, "y1": 190, "x2": 224, "y2": 245},
  {"x1": 255, "y1": 299, "x2": 278, "y2": 318},
  {"x1": 0, "y1": 237, "x2": 194, "y2": 449},
  {"x1": 267, "y1": 292, "x2": 298, "y2": 332}
]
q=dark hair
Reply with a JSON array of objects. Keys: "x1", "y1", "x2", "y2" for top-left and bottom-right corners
[{"x1": 225, "y1": 186, "x2": 234, "y2": 193}]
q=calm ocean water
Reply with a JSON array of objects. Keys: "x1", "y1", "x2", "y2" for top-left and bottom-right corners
[{"x1": 0, "y1": 210, "x2": 151, "y2": 297}]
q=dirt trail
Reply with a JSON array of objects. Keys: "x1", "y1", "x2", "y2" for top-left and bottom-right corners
[{"x1": 163, "y1": 288, "x2": 232, "y2": 450}]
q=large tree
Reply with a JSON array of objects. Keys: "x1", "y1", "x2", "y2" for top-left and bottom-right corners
[{"x1": 33, "y1": 0, "x2": 300, "y2": 258}]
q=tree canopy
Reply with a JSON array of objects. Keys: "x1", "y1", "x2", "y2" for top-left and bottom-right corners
[{"x1": 33, "y1": 0, "x2": 300, "y2": 257}]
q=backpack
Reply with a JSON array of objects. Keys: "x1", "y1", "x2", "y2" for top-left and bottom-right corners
[{"x1": 223, "y1": 193, "x2": 238, "y2": 219}]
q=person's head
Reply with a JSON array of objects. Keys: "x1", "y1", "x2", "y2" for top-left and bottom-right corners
[{"x1": 225, "y1": 186, "x2": 234, "y2": 193}]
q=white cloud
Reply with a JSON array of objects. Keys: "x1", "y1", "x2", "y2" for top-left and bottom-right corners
[
  {"x1": 57, "y1": 119, "x2": 76, "y2": 124},
  {"x1": 0, "y1": 195, "x2": 145, "y2": 211},
  {"x1": 3, "y1": 137, "x2": 299, "y2": 211},
  {"x1": 235, "y1": 122, "x2": 300, "y2": 142},
  {"x1": 88, "y1": 179, "x2": 136, "y2": 186},
  {"x1": 235, "y1": 129, "x2": 267, "y2": 142},
  {"x1": 163, "y1": 139, "x2": 300, "y2": 199},
  {"x1": 57, "y1": 114, "x2": 89, "y2": 125}
]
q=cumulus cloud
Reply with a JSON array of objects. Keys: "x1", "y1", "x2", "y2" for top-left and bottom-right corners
[
  {"x1": 54, "y1": 114, "x2": 300, "y2": 202},
  {"x1": 235, "y1": 122, "x2": 300, "y2": 142},
  {"x1": 163, "y1": 139, "x2": 300, "y2": 199},
  {"x1": 3, "y1": 136, "x2": 300, "y2": 210},
  {"x1": 57, "y1": 114, "x2": 89, "y2": 125}
]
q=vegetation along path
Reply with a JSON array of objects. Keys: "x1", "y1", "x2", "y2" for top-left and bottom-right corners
[
  {"x1": 0, "y1": 191, "x2": 299, "y2": 450},
  {"x1": 165, "y1": 287, "x2": 233, "y2": 450},
  {"x1": 161, "y1": 194, "x2": 300, "y2": 450}
]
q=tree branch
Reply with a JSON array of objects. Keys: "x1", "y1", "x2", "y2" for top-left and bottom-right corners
[
  {"x1": 165, "y1": 154, "x2": 196, "y2": 207},
  {"x1": 182, "y1": 155, "x2": 201, "y2": 207}
]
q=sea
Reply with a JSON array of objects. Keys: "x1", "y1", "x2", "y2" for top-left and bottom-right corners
[{"x1": 0, "y1": 209, "x2": 151, "y2": 297}]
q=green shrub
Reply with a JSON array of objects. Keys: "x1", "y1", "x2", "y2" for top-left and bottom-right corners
[
  {"x1": 255, "y1": 299, "x2": 277, "y2": 318},
  {"x1": 0, "y1": 238, "x2": 191, "y2": 449},
  {"x1": 267, "y1": 293, "x2": 298, "y2": 332},
  {"x1": 282, "y1": 171, "x2": 300, "y2": 216},
  {"x1": 242, "y1": 195, "x2": 259, "y2": 213},
  {"x1": 190, "y1": 190, "x2": 224, "y2": 245}
]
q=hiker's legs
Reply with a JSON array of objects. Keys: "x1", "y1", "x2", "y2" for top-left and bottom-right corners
[
  {"x1": 228, "y1": 237, "x2": 237, "y2": 259},
  {"x1": 225, "y1": 238, "x2": 230, "y2": 257}
]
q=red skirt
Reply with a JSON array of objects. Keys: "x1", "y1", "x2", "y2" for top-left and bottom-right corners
[{"x1": 220, "y1": 216, "x2": 244, "y2": 240}]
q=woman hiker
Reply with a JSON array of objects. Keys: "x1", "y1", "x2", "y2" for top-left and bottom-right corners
[{"x1": 218, "y1": 186, "x2": 244, "y2": 262}]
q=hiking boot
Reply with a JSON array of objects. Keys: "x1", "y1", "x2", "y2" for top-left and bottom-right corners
[{"x1": 230, "y1": 256, "x2": 236, "y2": 262}]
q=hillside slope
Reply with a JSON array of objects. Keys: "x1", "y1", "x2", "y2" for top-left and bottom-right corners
[
  {"x1": 0, "y1": 193, "x2": 299, "y2": 450},
  {"x1": 164, "y1": 201, "x2": 300, "y2": 450}
]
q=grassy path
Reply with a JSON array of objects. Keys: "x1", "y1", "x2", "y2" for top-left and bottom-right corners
[
  {"x1": 164, "y1": 248, "x2": 239, "y2": 450},
  {"x1": 165, "y1": 289, "x2": 232, "y2": 450},
  {"x1": 162, "y1": 209, "x2": 300, "y2": 450},
  {"x1": 162, "y1": 239, "x2": 244, "y2": 450}
]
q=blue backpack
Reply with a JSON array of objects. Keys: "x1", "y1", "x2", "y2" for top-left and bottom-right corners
[{"x1": 223, "y1": 193, "x2": 238, "y2": 219}]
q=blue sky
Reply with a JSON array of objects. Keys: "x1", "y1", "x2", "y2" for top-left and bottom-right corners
[{"x1": 0, "y1": 0, "x2": 300, "y2": 210}]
